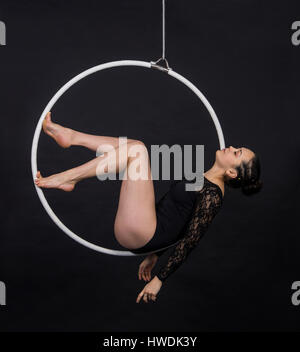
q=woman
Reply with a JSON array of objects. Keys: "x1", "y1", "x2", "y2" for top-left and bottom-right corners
[{"x1": 35, "y1": 112, "x2": 262, "y2": 303}]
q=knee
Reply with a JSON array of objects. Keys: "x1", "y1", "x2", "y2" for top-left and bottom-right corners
[
  {"x1": 127, "y1": 141, "x2": 149, "y2": 170},
  {"x1": 128, "y1": 139, "x2": 146, "y2": 147},
  {"x1": 127, "y1": 140, "x2": 148, "y2": 156}
]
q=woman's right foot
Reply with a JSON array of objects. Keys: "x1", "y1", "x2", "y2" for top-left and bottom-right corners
[
  {"x1": 34, "y1": 171, "x2": 76, "y2": 192},
  {"x1": 42, "y1": 112, "x2": 74, "y2": 148}
]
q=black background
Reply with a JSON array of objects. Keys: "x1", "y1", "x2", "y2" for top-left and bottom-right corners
[{"x1": 0, "y1": 0, "x2": 299, "y2": 332}]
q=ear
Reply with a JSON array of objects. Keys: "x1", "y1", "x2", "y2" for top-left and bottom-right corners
[{"x1": 225, "y1": 168, "x2": 238, "y2": 180}]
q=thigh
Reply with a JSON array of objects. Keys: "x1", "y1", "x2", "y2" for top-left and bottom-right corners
[{"x1": 114, "y1": 141, "x2": 157, "y2": 249}]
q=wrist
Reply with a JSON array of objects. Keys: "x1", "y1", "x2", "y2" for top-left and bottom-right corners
[{"x1": 154, "y1": 275, "x2": 162, "y2": 284}]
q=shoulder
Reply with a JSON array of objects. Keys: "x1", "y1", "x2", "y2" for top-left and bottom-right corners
[{"x1": 195, "y1": 182, "x2": 223, "y2": 208}]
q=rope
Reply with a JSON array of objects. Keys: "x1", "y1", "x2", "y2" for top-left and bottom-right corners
[
  {"x1": 151, "y1": 0, "x2": 170, "y2": 71},
  {"x1": 162, "y1": 0, "x2": 165, "y2": 60}
]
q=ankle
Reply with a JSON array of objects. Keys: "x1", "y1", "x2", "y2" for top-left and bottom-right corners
[
  {"x1": 68, "y1": 128, "x2": 76, "y2": 147},
  {"x1": 61, "y1": 169, "x2": 78, "y2": 184}
]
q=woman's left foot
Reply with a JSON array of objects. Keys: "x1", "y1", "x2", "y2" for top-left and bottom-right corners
[
  {"x1": 34, "y1": 171, "x2": 76, "y2": 192},
  {"x1": 42, "y1": 112, "x2": 74, "y2": 148}
]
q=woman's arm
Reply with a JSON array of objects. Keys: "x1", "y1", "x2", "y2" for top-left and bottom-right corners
[
  {"x1": 156, "y1": 187, "x2": 223, "y2": 283},
  {"x1": 136, "y1": 186, "x2": 223, "y2": 303}
]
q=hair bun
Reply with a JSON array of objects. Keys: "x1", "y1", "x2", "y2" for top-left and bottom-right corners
[{"x1": 241, "y1": 179, "x2": 263, "y2": 196}]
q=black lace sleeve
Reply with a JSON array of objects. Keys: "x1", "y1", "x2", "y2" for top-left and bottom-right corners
[{"x1": 156, "y1": 186, "x2": 223, "y2": 282}]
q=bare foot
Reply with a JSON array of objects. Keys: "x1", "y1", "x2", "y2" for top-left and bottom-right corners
[
  {"x1": 34, "y1": 171, "x2": 76, "y2": 192},
  {"x1": 42, "y1": 112, "x2": 74, "y2": 148}
]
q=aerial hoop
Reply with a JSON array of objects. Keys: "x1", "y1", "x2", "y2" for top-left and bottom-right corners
[{"x1": 31, "y1": 59, "x2": 225, "y2": 256}]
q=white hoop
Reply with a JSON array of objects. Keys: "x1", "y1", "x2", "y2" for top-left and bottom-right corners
[{"x1": 31, "y1": 60, "x2": 225, "y2": 256}]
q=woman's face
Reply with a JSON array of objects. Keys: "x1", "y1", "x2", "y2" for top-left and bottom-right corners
[{"x1": 216, "y1": 146, "x2": 255, "y2": 178}]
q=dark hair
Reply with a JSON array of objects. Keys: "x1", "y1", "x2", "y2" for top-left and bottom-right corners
[{"x1": 224, "y1": 154, "x2": 263, "y2": 196}]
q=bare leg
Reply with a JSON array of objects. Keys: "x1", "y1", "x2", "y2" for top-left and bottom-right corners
[
  {"x1": 43, "y1": 112, "x2": 135, "y2": 152},
  {"x1": 35, "y1": 140, "x2": 157, "y2": 248},
  {"x1": 35, "y1": 139, "x2": 136, "y2": 191},
  {"x1": 114, "y1": 143, "x2": 156, "y2": 249}
]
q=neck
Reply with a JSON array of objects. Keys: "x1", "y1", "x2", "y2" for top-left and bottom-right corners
[{"x1": 204, "y1": 163, "x2": 225, "y2": 186}]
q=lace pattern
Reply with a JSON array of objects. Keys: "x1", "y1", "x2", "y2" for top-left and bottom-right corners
[{"x1": 156, "y1": 183, "x2": 223, "y2": 282}]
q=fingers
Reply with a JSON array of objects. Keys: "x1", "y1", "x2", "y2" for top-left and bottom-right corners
[
  {"x1": 143, "y1": 271, "x2": 149, "y2": 282},
  {"x1": 144, "y1": 267, "x2": 152, "y2": 281},
  {"x1": 151, "y1": 294, "x2": 156, "y2": 302},
  {"x1": 143, "y1": 292, "x2": 156, "y2": 303},
  {"x1": 138, "y1": 265, "x2": 151, "y2": 282},
  {"x1": 142, "y1": 271, "x2": 150, "y2": 282},
  {"x1": 139, "y1": 269, "x2": 148, "y2": 281},
  {"x1": 136, "y1": 290, "x2": 157, "y2": 304},
  {"x1": 136, "y1": 290, "x2": 144, "y2": 303},
  {"x1": 138, "y1": 264, "x2": 145, "y2": 281}
]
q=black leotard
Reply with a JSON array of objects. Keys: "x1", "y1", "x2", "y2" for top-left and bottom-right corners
[{"x1": 131, "y1": 176, "x2": 224, "y2": 282}]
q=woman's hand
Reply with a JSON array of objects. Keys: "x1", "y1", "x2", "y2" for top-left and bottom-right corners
[
  {"x1": 138, "y1": 253, "x2": 158, "y2": 282},
  {"x1": 136, "y1": 276, "x2": 162, "y2": 303}
]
